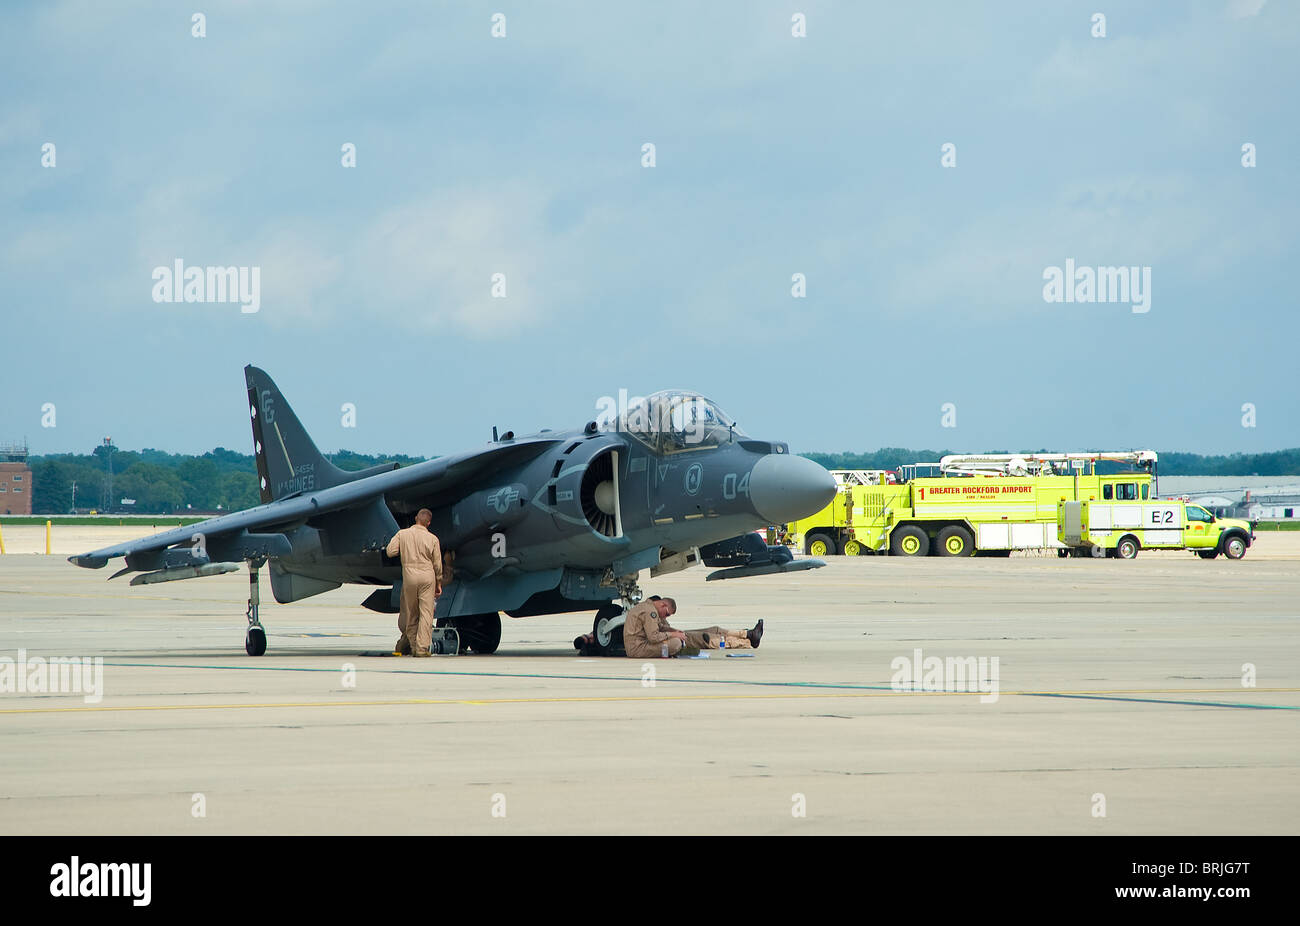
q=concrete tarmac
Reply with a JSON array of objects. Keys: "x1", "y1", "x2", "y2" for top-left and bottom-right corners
[{"x1": 1, "y1": 530, "x2": 1297, "y2": 834}]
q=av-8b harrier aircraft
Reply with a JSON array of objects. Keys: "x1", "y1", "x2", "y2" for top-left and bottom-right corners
[{"x1": 70, "y1": 367, "x2": 836, "y2": 656}]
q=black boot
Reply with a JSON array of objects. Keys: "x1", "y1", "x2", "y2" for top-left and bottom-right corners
[{"x1": 747, "y1": 619, "x2": 764, "y2": 649}]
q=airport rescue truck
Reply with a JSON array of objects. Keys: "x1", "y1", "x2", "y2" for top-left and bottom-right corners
[
  {"x1": 788, "y1": 451, "x2": 1159, "y2": 557},
  {"x1": 1056, "y1": 499, "x2": 1254, "y2": 559}
]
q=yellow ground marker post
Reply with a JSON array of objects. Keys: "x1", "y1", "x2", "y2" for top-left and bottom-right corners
[
  {"x1": 46, "y1": 520, "x2": 52, "y2": 555},
  {"x1": 0, "y1": 521, "x2": 6, "y2": 554}
]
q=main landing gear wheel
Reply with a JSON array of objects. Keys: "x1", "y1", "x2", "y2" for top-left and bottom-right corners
[
  {"x1": 593, "y1": 604, "x2": 625, "y2": 654},
  {"x1": 439, "y1": 613, "x2": 502, "y2": 654}
]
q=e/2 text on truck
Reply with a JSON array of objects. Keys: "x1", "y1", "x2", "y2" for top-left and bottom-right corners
[{"x1": 1057, "y1": 499, "x2": 1254, "y2": 559}]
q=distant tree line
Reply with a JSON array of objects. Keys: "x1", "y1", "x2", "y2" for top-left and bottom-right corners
[
  {"x1": 803, "y1": 448, "x2": 954, "y2": 471},
  {"x1": 1151, "y1": 450, "x2": 1300, "y2": 477},
  {"x1": 800, "y1": 448, "x2": 1300, "y2": 477},
  {"x1": 28, "y1": 447, "x2": 426, "y2": 515},
  {"x1": 26, "y1": 444, "x2": 1298, "y2": 515}
]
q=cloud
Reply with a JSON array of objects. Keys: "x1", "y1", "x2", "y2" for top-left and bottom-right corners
[
  {"x1": 243, "y1": 184, "x2": 599, "y2": 337},
  {"x1": 254, "y1": 231, "x2": 344, "y2": 324},
  {"x1": 0, "y1": 103, "x2": 41, "y2": 148},
  {"x1": 1227, "y1": 0, "x2": 1268, "y2": 19},
  {"x1": 877, "y1": 173, "x2": 1234, "y2": 317}
]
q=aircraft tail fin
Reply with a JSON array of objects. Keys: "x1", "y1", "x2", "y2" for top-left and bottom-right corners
[{"x1": 245, "y1": 365, "x2": 350, "y2": 503}]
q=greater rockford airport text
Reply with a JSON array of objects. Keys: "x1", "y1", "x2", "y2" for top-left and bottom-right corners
[{"x1": 49, "y1": 858, "x2": 151, "y2": 906}]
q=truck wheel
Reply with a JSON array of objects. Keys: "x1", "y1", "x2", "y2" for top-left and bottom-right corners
[
  {"x1": 1223, "y1": 535, "x2": 1248, "y2": 560},
  {"x1": 1197, "y1": 550, "x2": 1218, "y2": 560},
  {"x1": 890, "y1": 525, "x2": 930, "y2": 557},
  {"x1": 805, "y1": 533, "x2": 837, "y2": 557},
  {"x1": 842, "y1": 538, "x2": 864, "y2": 556},
  {"x1": 936, "y1": 525, "x2": 975, "y2": 556},
  {"x1": 1116, "y1": 536, "x2": 1139, "y2": 560}
]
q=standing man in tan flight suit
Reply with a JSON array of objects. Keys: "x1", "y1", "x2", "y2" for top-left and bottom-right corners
[
  {"x1": 385, "y1": 509, "x2": 443, "y2": 657},
  {"x1": 622, "y1": 596, "x2": 763, "y2": 658}
]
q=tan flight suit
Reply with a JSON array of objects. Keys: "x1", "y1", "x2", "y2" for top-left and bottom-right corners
[
  {"x1": 622, "y1": 601, "x2": 755, "y2": 657},
  {"x1": 622, "y1": 600, "x2": 681, "y2": 658},
  {"x1": 385, "y1": 525, "x2": 443, "y2": 654},
  {"x1": 684, "y1": 626, "x2": 752, "y2": 650}
]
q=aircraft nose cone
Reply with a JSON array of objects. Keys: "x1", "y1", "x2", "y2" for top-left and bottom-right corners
[{"x1": 748, "y1": 453, "x2": 837, "y2": 525}]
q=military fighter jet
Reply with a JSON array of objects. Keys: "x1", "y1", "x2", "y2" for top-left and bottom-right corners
[{"x1": 69, "y1": 367, "x2": 836, "y2": 656}]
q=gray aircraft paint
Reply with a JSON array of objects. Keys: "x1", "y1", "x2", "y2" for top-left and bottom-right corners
[{"x1": 70, "y1": 366, "x2": 835, "y2": 649}]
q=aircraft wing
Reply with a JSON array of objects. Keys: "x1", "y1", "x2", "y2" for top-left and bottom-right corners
[{"x1": 69, "y1": 438, "x2": 560, "y2": 571}]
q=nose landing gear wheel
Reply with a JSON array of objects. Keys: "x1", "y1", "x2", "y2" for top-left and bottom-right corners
[{"x1": 593, "y1": 604, "x2": 625, "y2": 654}]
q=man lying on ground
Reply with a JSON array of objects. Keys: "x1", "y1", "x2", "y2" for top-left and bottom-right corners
[{"x1": 622, "y1": 596, "x2": 762, "y2": 658}]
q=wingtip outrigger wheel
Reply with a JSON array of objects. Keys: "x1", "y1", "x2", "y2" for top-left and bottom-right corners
[
  {"x1": 244, "y1": 557, "x2": 267, "y2": 656},
  {"x1": 245, "y1": 625, "x2": 266, "y2": 657}
]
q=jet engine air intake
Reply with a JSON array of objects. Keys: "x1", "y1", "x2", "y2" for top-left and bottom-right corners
[{"x1": 580, "y1": 449, "x2": 621, "y2": 537}]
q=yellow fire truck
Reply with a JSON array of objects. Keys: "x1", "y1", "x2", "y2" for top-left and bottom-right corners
[
  {"x1": 788, "y1": 451, "x2": 1158, "y2": 557},
  {"x1": 1057, "y1": 499, "x2": 1254, "y2": 559}
]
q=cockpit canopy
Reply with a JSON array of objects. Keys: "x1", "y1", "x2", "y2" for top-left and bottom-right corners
[{"x1": 620, "y1": 391, "x2": 746, "y2": 453}]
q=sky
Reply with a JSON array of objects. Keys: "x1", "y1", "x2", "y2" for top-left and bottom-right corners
[{"x1": 2, "y1": 0, "x2": 1297, "y2": 459}]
